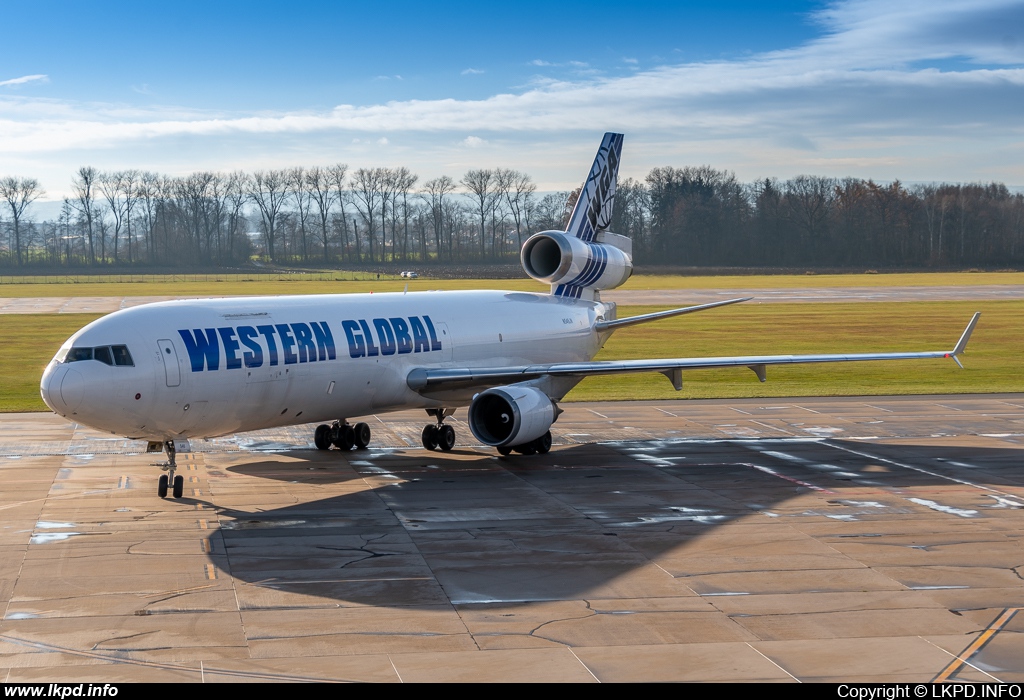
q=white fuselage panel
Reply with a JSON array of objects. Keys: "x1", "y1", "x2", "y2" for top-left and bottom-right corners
[{"x1": 40, "y1": 290, "x2": 609, "y2": 440}]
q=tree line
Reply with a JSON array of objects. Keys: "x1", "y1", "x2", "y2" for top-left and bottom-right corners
[
  {"x1": 613, "y1": 168, "x2": 1024, "y2": 268},
  {"x1": 1, "y1": 164, "x2": 1021, "y2": 269}
]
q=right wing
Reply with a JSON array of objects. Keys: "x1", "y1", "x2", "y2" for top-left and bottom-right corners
[{"x1": 407, "y1": 312, "x2": 980, "y2": 393}]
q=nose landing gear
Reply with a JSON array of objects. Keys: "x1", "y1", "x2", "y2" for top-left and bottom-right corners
[
  {"x1": 156, "y1": 440, "x2": 185, "y2": 499},
  {"x1": 422, "y1": 408, "x2": 456, "y2": 452}
]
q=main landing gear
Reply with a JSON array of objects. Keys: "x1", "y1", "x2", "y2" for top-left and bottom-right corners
[
  {"x1": 422, "y1": 408, "x2": 456, "y2": 452},
  {"x1": 157, "y1": 440, "x2": 185, "y2": 499},
  {"x1": 496, "y1": 431, "x2": 553, "y2": 457},
  {"x1": 314, "y1": 420, "x2": 371, "y2": 451}
]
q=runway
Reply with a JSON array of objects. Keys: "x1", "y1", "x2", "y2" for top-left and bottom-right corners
[
  {"x1": 0, "y1": 395, "x2": 1022, "y2": 682},
  {"x1": 1, "y1": 284, "x2": 1023, "y2": 313}
]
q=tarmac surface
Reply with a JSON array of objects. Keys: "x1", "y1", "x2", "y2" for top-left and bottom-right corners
[
  {"x1": 0, "y1": 395, "x2": 1022, "y2": 682},
  {"x1": 2, "y1": 284, "x2": 1023, "y2": 313}
]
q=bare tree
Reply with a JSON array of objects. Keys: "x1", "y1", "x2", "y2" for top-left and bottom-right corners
[
  {"x1": 422, "y1": 176, "x2": 456, "y2": 262},
  {"x1": 99, "y1": 171, "x2": 128, "y2": 263},
  {"x1": 497, "y1": 169, "x2": 536, "y2": 251},
  {"x1": 351, "y1": 167, "x2": 385, "y2": 262},
  {"x1": 462, "y1": 169, "x2": 494, "y2": 259},
  {"x1": 329, "y1": 164, "x2": 351, "y2": 261},
  {"x1": 136, "y1": 172, "x2": 164, "y2": 264},
  {"x1": 249, "y1": 170, "x2": 289, "y2": 260},
  {"x1": 308, "y1": 165, "x2": 342, "y2": 262},
  {"x1": 289, "y1": 167, "x2": 313, "y2": 262},
  {"x1": 393, "y1": 167, "x2": 418, "y2": 261},
  {"x1": 72, "y1": 167, "x2": 98, "y2": 264},
  {"x1": 224, "y1": 172, "x2": 249, "y2": 263},
  {"x1": 0, "y1": 177, "x2": 43, "y2": 266}
]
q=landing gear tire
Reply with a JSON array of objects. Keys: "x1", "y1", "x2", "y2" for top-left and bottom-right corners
[
  {"x1": 314, "y1": 424, "x2": 331, "y2": 450},
  {"x1": 438, "y1": 425, "x2": 456, "y2": 452},
  {"x1": 158, "y1": 474, "x2": 169, "y2": 498},
  {"x1": 333, "y1": 424, "x2": 355, "y2": 450},
  {"x1": 536, "y1": 431, "x2": 552, "y2": 454},
  {"x1": 172, "y1": 474, "x2": 184, "y2": 499},
  {"x1": 421, "y1": 424, "x2": 438, "y2": 450},
  {"x1": 497, "y1": 445, "x2": 513, "y2": 456},
  {"x1": 353, "y1": 422, "x2": 371, "y2": 449},
  {"x1": 515, "y1": 443, "x2": 537, "y2": 456}
]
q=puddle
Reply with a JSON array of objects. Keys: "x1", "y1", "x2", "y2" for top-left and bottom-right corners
[
  {"x1": 907, "y1": 498, "x2": 978, "y2": 518},
  {"x1": 30, "y1": 532, "x2": 80, "y2": 544}
]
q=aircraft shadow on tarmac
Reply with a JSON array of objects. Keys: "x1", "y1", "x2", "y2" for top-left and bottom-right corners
[{"x1": 190, "y1": 439, "x2": 1024, "y2": 607}]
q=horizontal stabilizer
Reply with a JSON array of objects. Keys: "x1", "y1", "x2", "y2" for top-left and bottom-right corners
[{"x1": 595, "y1": 297, "x2": 751, "y2": 332}]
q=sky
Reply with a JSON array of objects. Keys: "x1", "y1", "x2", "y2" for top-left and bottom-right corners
[{"x1": 1, "y1": 0, "x2": 1022, "y2": 201}]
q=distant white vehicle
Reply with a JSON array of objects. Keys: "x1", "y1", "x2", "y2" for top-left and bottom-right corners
[
  {"x1": 40, "y1": 132, "x2": 979, "y2": 500},
  {"x1": 400, "y1": 271, "x2": 419, "y2": 279}
]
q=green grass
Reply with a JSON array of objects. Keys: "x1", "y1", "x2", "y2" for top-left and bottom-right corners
[
  {"x1": 3, "y1": 301, "x2": 1020, "y2": 412},
  {"x1": 0, "y1": 276, "x2": 547, "y2": 298},
  {"x1": 619, "y1": 270, "x2": 1024, "y2": 290},
  {"x1": 1, "y1": 270, "x2": 1021, "y2": 298},
  {"x1": 1, "y1": 313, "x2": 102, "y2": 412}
]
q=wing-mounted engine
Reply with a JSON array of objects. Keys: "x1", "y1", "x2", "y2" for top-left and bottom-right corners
[
  {"x1": 468, "y1": 385, "x2": 557, "y2": 448},
  {"x1": 520, "y1": 230, "x2": 632, "y2": 300}
]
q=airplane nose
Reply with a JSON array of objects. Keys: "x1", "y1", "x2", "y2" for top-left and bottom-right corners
[
  {"x1": 40, "y1": 362, "x2": 84, "y2": 415},
  {"x1": 59, "y1": 370, "x2": 85, "y2": 411}
]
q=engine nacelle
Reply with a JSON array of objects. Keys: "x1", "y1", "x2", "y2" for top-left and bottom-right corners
[
  {"x1": 521, "y1": 230, "x2": 632, "y2": 298},
  {"x1": 468, "y1": 385, "x2": 555, "y2": 447}
]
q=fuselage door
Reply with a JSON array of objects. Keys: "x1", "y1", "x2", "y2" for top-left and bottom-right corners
[{"x1": 157, "y1": 339, "x2": 181, "y2": 387}]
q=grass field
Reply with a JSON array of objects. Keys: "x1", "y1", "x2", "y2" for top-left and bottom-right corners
[
  {"x1": 3, "y1": 300, "x2": 1019, "y2": 413},
  {"x1": 0, "y1": 270, "x2": 1022, "y2": 298}
]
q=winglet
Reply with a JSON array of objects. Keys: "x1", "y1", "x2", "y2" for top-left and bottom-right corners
[
  {"x1": 945, "y1": 312, "x2": 980, "y2": 368},
  {"x1": 952, "y1": 313, "x2": 981, "y2": 356}
]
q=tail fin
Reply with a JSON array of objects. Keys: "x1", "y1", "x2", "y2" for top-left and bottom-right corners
[{"x1": 565, "y1": 132, "x2": 623, "y2": 242}]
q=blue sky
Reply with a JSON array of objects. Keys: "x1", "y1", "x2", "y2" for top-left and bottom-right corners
[{"x1": 2, "y1": 0, "x2": 1022, "y2": 198}]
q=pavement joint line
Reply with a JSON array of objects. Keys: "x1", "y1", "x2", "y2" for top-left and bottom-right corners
[
  {"x1": 0, "y1": 632, "x2": 342, "y2": 682},
  {"x1": 566, "y1": 646, "x2": 601, "y2": 682},
  {"x1": 747, "y1": 643, "x2": 801, "y2": 683},
  {"x1": 932, "y1": 608, "x2": 1020, "y2": 683},
  {"x1": 823, "y1": 441, "x2": 1022, "y2": 499}
]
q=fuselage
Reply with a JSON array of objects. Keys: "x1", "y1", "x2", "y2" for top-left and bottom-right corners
[{"x1": 40, "y1": 290, "x2": 613, "y2": 440}]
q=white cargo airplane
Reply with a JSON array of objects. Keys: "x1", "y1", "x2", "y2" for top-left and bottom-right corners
[{"x1": 40, "y1": 133, "x2": 980, "y2": 499}]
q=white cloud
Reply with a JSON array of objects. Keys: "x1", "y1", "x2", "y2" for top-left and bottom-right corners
[
  {"x1": 462, "y1": 135, "x2": 485, "y2": 147},
  {"x1": 0, "y1": 74, "x2": 48, "y2": 88},
  {"x1": 377, "y1": 137, "x2": 389, "y2": 145},
  {"x1": 461, "y1": 68, "x2": 484, "y2": 75}
]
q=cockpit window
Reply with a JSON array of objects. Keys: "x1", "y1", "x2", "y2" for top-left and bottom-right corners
[
  {"x1": 93, "y1": 346, "x2": 113, "y2": 365},
  {"x1": 63, "y1": 345, "x2": 133, "y2": 367},
  {"x1": 66, "y1": 347, "x2": 93, "y2": 363},
  {"x1": 111, "y1": 345, "x2": 134, "y2": 366}
]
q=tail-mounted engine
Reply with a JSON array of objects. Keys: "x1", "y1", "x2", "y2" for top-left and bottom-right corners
[
  {"x1": 468, "y1": 385, "x2": 556, "y2": 448},
  {"x1": 521, "y1": 230, "x2": 632, "y2": 300}
]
